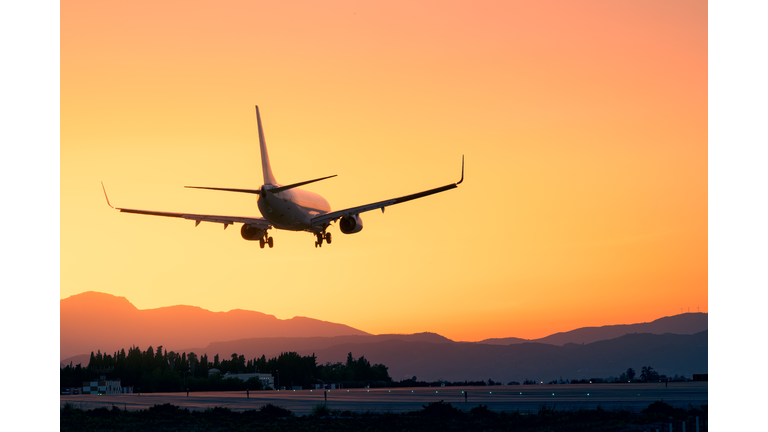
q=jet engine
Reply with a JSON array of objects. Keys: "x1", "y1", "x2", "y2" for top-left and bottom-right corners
[
  {"x1": 339, "y1": 214, "x2": 363, "y2": 234},
  {"x1": 240, "y1": 224, "x2": 266, "y2": 241}
]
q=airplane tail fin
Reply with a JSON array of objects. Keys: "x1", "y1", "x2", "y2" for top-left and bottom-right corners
[{"x1": 256, "y1": 105, "x2": 278, "y2": 185}]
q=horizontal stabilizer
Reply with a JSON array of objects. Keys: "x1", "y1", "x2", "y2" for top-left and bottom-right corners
[
  {"x1": 185, "y1": 186, "x2": 261, "y2": 194},
  {"x1": 266, "y1": 175, "x2": 337, "y2": 194}
]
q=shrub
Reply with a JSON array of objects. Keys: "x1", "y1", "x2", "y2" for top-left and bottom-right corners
[
  {"x1": 470, "y1": 404, "x2": 497, "y2": 420},
  {"x1": 258, "y1": 403, "x2": 293, "y2": 418},
  {"x1": 205, "y1": 406, "x2": 233, "y2": 418},
  {"x1": 311, "y1": 403, "x2": 334, "y2": 417},
  {"x1": 148, "y1": 403, "x2": 183, "y2": 415},
  {"x1": 642, "y1": 401, "x2": 675, "y2": 417},
  {"x1": 419, "y1": 400, "x2": 464, "y2": 419}
]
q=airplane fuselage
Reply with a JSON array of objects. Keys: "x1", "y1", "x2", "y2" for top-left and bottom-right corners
[{"x1": 257, "y1": 185, "x2": 331, "y2": 232}]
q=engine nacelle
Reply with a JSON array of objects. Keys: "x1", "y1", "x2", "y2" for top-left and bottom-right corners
[
  {"x1": 240, "y1": 224, "x2": 266, "y2": 241},
  {"x1": 339, "y1": 214, "x2": 364, "y2": 234}
]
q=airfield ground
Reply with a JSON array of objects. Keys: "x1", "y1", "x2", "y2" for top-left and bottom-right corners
[{"x1": 61, "y1": 382, "x2": 707, "y2": 415}]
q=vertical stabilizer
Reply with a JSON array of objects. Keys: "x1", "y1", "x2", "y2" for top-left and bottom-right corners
[{"x1": 256, "y1": 105, "x2": 278, "y2": 185}]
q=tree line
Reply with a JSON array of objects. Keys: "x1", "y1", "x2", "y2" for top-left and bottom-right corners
[
  {"x1": 538, "y1": 366, "x2": 689, "y2": 385},
  {"x1": 60, "y1": 346, "x2": 392, "y2": 392}
]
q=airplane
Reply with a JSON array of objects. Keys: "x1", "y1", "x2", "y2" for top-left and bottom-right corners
[{"x1": 102, "y1": 105, "x2": 463, "y2": 249}]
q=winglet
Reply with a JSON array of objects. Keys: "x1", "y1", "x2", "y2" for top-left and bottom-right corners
[
  {"x1": 456, "y1": 155, "x2": 464, "y2": 185},
  {"x1": 101, "y1": 182, "x2": 115, "y2": 209}
]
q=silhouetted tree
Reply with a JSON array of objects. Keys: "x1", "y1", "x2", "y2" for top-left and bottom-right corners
[
  {"x1": 626, "y1": 368, "x2": 636, "y2": 382},
  {"x1": 154, "y1": 346, "x2": 165, "y2": 370},
  {"x1": 188, "y1": 352, "x2": 197, "y2": 376},
  {"x1": 640, "y1": 366, "x2": 659, "y2": 382},
  {"x1": 255, "y1": 355, "x2": 267, "y2": 373}
]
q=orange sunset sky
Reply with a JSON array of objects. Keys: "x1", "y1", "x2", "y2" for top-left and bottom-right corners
[{"x1": 61, "y1": 0, "x2": 707, "y2": 341}]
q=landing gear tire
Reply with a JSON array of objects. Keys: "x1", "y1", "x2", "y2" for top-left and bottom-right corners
[
  {"x1": 325, "y1": 232, "x2": 332, "y2": 244},
  {"x1": 259, "y1": 238, "x2": 266, "y2": 249},
  {"x1": 315, "y1": 241, "x2": 318, "y2": 248},
  {"x1": 267, "y1": 237, "x2": 274, "y2": 248}
]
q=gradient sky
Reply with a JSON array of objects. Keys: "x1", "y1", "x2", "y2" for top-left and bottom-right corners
[{"x1": 61, "y1": 0, "x2": 707, "y2": 341}]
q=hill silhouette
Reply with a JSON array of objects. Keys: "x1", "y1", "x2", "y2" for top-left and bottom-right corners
[
  {"x1": 300, "y1": 331, "x2": 708, "y2": 382},
  {"x1": 477, "y1": 313, "x2": 708, "y2": 346},
  {"x1": 60, "y1": 291, "x2": 369, "y2": 360},
  {"x1": 61, "y1": 292, "x2": 708, "y2": 382},
  {"x1": 170, "y1": 332, "x2": 452, "y2": 363}
]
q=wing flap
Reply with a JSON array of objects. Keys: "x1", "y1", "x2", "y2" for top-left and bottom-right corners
[{"x1": 116, "y1": 208, "x2": 271, "y2": 229}]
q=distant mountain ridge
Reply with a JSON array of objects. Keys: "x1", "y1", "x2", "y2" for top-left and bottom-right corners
[
  {"x1": 60, "y1": 291, "x2": 369, "y2": 360},
  {"x1": 477, "y1": 313, "x2": 708, "y2": 346},
  {"x1": 61, "y1": 291, "x2": 708, "y2": 382},
  {"x1": 298, "y1": 331, "x2": 708, "y2": 382},
  {"x1": 164, "y1": 328, "x2": 707, "y2": 383},
  {"x1": 170, "y1": 332, "x2": 453, "y2": 363}
]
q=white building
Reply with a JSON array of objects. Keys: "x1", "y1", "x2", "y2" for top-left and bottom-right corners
[
  {"x1": 82, "y1": 380, "x2": 124, "y2": 394},
  {"x1": 221, "y1": 372, "x2": 274, "y2": 388}
]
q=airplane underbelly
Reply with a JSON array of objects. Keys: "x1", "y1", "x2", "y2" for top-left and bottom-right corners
[
  {"x1": 258, "y1": 192, "x2": 326, "y2": 232},
  {"x1": 260, "y1": 200, "x2": 310, "y2": 231}
]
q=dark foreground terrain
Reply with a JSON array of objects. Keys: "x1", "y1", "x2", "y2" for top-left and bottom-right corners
[{"x1": 61, "y1": 400, "x2": 707, "y2": 432}]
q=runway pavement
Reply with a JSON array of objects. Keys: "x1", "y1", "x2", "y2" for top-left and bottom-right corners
[{"x1": 60, "y1": 382, "x2": 708, "y2": 415}]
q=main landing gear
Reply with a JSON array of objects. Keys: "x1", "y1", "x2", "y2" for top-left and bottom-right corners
[
  {"x1": 314, "y1": 232, "x2": 332, "y2": 248},
  {"x1": 259, "y1": 234, "x2": 274, "y2": 249}
]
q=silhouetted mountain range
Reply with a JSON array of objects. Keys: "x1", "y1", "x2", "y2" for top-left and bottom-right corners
[
  {"x1": 477, "y1": 313, "x2": 708, "y2": 346},
  {"x1": 173, "y1": 332, "x2": 453, "y2": 364},
  {"x1": 305, "y1": 331, "x2": 708, "y2": 382},
  {"x1": 61, "y1": 292, "x2": 707, "y2": 381},
  {"x1": 60, "y1": 291, "x2": 369, "y2": 361},
  {"x1": 161, "y1": 331, "x2": 706, "y2": 383}
]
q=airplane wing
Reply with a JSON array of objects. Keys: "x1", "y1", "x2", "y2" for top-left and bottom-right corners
[
  {"x1": 310, "y1": 156, "x2": 464, "y2": 227},
  {"x1": 101, "y1": 183, "x2": 271, "y2": 230}
]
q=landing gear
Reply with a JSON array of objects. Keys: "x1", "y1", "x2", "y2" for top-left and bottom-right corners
[
  {"x1": 260, "y1": 233, "x2": 274, "y2": 249},
  {"x1": 315, "y1": 232, "x2": 326, "y2": 248}
]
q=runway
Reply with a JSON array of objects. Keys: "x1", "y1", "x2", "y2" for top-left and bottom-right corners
[{"x1": 60, "y1": 382, "x2": 707, "y2": 415}]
